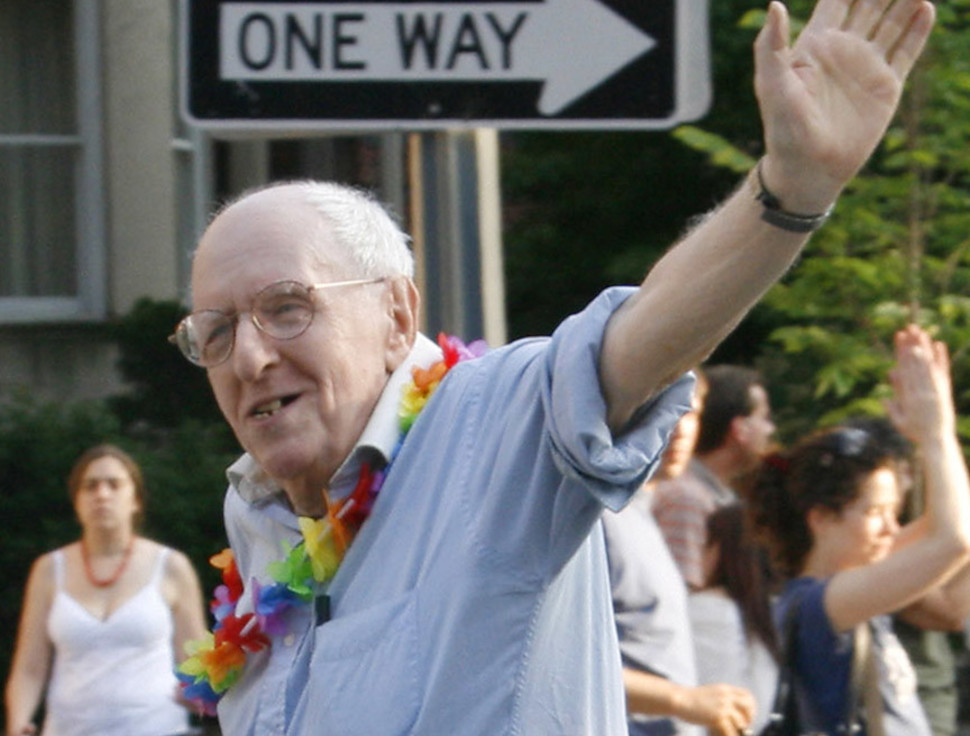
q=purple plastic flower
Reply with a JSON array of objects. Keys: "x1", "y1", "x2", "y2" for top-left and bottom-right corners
[
  {"x1": 210, "y1": 583, "x2": 236, "y2": 623},
  {"x1": 253, "y1": 579, "x2": 304, "y2": 636}
]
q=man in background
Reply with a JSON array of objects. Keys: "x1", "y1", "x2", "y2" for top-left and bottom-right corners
[
  {"x1": 652, "y1": 366, "x2": 775, "y2": 589},
  {"x1": 606, "y1": 374, "x2": 758, "y2": 736}
]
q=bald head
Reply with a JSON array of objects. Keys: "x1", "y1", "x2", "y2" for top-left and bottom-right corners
[{"x1": 194, "y1": 182, "x2": 414, "y2": 297}]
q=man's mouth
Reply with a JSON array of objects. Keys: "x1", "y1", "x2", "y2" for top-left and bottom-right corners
[{"x1": 252, "y1": 395, "x2": 298, "y2": 418}]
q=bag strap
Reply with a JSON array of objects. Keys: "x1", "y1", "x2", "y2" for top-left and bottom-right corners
[
  {"x1": 851, "y1": 622, "x2": 885, "y2": 736},
  {"x1": 766, "y1": 591, "x2": 878, "y2": 735},
  {"x1": 762, "y1": 596, "x2": 802, "y2": 731}
]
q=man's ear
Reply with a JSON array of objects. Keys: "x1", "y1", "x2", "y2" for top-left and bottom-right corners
[
  {"x1": 728, "y1": 414, "x2": 750, "y2": 447},
  {"x1": 384, "y1": 276, "x2": 420, "y2": 373}
]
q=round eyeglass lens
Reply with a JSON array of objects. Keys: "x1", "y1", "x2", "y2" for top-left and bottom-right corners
[
  {"x1": 183, "y1": 311, "x2": 235, "y2": 366},
  {"x1": 173, "y1": 325, "x2": 201, "y2": 365},
  {"x1": 252, "y1": 281, "x2": 315, "y2": 339},
  {"x1": 171, "y1": 279, "x2": 361, "y2": 367}
]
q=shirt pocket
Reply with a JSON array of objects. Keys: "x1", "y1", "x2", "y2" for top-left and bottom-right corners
[{"x1": 303, "y1": 590, "x2": 421, "y2": 735}]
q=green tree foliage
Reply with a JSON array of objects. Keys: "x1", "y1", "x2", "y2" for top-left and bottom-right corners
[
  {"x1": 108, "y1": 297, "x2": 228, "y2": 429},
  {"x1": 654, "y1": 3, "x2": 970, "y2": 441},
  {"x1": 501, "y1": 132, "x2": 734, "y2": 336},
  {"x1": 0, "y1": 300, "x2": 239, "y2": 707},
  {"x1": 500, "y1": 0, "x2": 770, "y2": 347}
]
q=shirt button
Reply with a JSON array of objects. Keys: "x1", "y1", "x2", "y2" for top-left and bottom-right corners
[{"x1": 283, "y1": 634, "x2": 295, "y2": 647}]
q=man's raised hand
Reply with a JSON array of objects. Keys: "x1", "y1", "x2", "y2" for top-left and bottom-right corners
[{"x1": 753, "y1": 0, "x2": 935, "y2": 215}]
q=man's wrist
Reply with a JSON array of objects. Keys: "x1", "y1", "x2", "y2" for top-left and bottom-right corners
[{"x1": 749, "y1": 158, "x2": 834, "y2": 233}]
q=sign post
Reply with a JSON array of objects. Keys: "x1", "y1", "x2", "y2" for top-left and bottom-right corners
[
  {"x1": 180, "y1": 0, "x2": 712, "y2": 343},
  {"x1": 182, "y1": 0, "x2": 710, "y2": 131}
]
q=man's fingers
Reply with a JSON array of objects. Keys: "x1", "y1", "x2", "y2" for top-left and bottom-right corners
[
  {"x1": 803, "y1": 0, "x2": 852, "y2": 33},
  {"x1": 875, "y1": 0, "x2": 935, "y2": 77},
  {"x1": 843, "y1": 0, "x2": 894, "y2": 37},
  {"x1": 754, "y1": 2, "x2": 791, "y2": 99},
  {"x1": 733, "y1": 688, "x2": 757, "y2": 721},
  {"x1": 756, "y1": 2, "x2": 790, "y2": 55}
]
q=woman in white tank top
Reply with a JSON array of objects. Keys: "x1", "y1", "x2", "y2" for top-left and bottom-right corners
[{"x1": 4, "y1": 445, "x2": 208, "y2": 736}]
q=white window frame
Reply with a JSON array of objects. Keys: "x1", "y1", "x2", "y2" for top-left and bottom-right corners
[{"x1": 0, "y1": 0, "x2": 105, "y2": 323}]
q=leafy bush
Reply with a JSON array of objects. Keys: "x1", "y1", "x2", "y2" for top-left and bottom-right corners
[
  {"x1": 0, "y1": 394, "x2": 238, "y2": 687},
  {"x1": 0, "y1": 299, "x2": 241, "y2": 727},
  {"x1": 107, "y1": 297, "x2": 226, "y2": 428}
]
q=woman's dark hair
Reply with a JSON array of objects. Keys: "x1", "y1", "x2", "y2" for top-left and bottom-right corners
[
  {"x1": 748, "y1": 426, "x2": 896, "y2": 579},
  {"x1": 705, "y1": 503, "x2": 778, "y2": 659},
  {"x1": 67, "y1": 444, "x2": 147, "y2": 528}
]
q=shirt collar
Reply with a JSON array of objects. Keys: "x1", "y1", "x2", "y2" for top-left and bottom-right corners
[{"x1": 228, "y1": 333, "x2": 442, "y2": 506}]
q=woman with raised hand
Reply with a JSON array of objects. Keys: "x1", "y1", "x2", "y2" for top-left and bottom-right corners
[
  {"x1": 748, "y1": 326, "x2": 970, "y2": 735},
  {"x1": 4, "y1": 445, "x2": 207, "y2": 736}
]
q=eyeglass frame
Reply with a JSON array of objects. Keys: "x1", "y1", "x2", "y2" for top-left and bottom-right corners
[{"x1": 168, "y1": 277, "x2": 387, "y2": 367}]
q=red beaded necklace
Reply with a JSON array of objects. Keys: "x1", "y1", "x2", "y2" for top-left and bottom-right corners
[{"x1": 81, "y1": 536, "x2": 136, "y2": 588}]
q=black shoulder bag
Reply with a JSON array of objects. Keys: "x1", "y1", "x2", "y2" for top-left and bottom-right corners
[{"x1": 759, "y1": 598, "x2": 880, "y2": 736}]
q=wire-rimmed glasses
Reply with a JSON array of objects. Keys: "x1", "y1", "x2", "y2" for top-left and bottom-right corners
[{"x1": 169, "y1": 277, "x2": 385, "y2": 367}]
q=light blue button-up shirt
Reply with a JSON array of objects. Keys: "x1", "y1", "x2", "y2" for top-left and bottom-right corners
[{"x1": 216, "y1": 287, "x2": 694, "y2": 735}]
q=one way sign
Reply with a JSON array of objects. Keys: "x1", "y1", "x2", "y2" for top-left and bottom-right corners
[{"x1": 182, "y1": 0, "x2": 711, "y2": 130}]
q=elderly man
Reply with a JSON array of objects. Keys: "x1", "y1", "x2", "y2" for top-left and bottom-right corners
[{"x1": 170, "y1": 1, "x2": 934, "y2": 733}]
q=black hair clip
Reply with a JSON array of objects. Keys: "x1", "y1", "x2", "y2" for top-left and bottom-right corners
[{"x1": 827, "y1": 427, "x2": 870, "y2": 457}]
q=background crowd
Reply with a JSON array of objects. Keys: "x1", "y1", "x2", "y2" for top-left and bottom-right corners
[
  {"x1": 8, "y1": 344, "x2": 970, "y2": 736},
  {"x1": 4, "y1": 0, "x2": 970, "y2": 732},
  {"x1": 608, "y1": 325, "x2": 970, "y2": 736}
]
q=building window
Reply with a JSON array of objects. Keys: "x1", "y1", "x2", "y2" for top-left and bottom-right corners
[{"x1": 0, "y1": 0, "x2": 105, "y2": 322}]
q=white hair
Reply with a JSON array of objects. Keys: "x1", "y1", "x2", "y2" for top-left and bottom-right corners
[{"x1": 215, "y1": 180, "x2": 415, "y2": 279}]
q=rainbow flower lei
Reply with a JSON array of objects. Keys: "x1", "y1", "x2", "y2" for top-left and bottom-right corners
[{"x1": 177, "y1": 334, "x2": 487, "y2": 715}]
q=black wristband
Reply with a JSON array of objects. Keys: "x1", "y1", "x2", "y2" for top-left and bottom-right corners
[{"x1": 753, "y1": 159, "x2": 833, "y2": 233}]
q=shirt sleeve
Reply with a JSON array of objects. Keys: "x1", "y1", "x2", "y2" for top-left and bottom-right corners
[
  {"x1": 541, "y1": 287, "x2": 696, "y2": 512},
  {"x1": 426, "y1": 287, "x2": 697, "y2": 580}
]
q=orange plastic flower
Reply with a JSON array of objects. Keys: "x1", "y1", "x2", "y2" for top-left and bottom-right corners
[{"x1": 201, "y1": 641, "x2": 246, "y2": 692}]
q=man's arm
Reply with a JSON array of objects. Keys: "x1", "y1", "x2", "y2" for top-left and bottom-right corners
[
  {"x1": 601, "y1": 0, "x2": 935, "y2": 431},
  {"x1": 623, "y1": 667, "x2": 756, "y2": 736}
]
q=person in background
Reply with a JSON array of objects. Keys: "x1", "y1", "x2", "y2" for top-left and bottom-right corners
[
  {"x1": 843, "y1": 417, "x2": 969, "y2": 736},
  {"x1": 653, "y1": 366, "x2": 776, "y2": 589},
  {"x1": 168, "y1": 1, "x2": 937, "y2": 731},
  {"x1": 748, "y1": 326, "x2": 970, "y2": 735},
  {"x1": 690, "y1": 503, "x2": 779, "y2": 734},
  {"x1": 4, "y1": 444, "x2": 208, "y2": 736},
  {"x1": 606, "y1": 375, "x2": 759, "y2": 736}
]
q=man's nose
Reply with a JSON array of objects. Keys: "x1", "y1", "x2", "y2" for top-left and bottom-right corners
[{"x1": 231, "y1": 316, "x2": 279, "y2": 380}]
